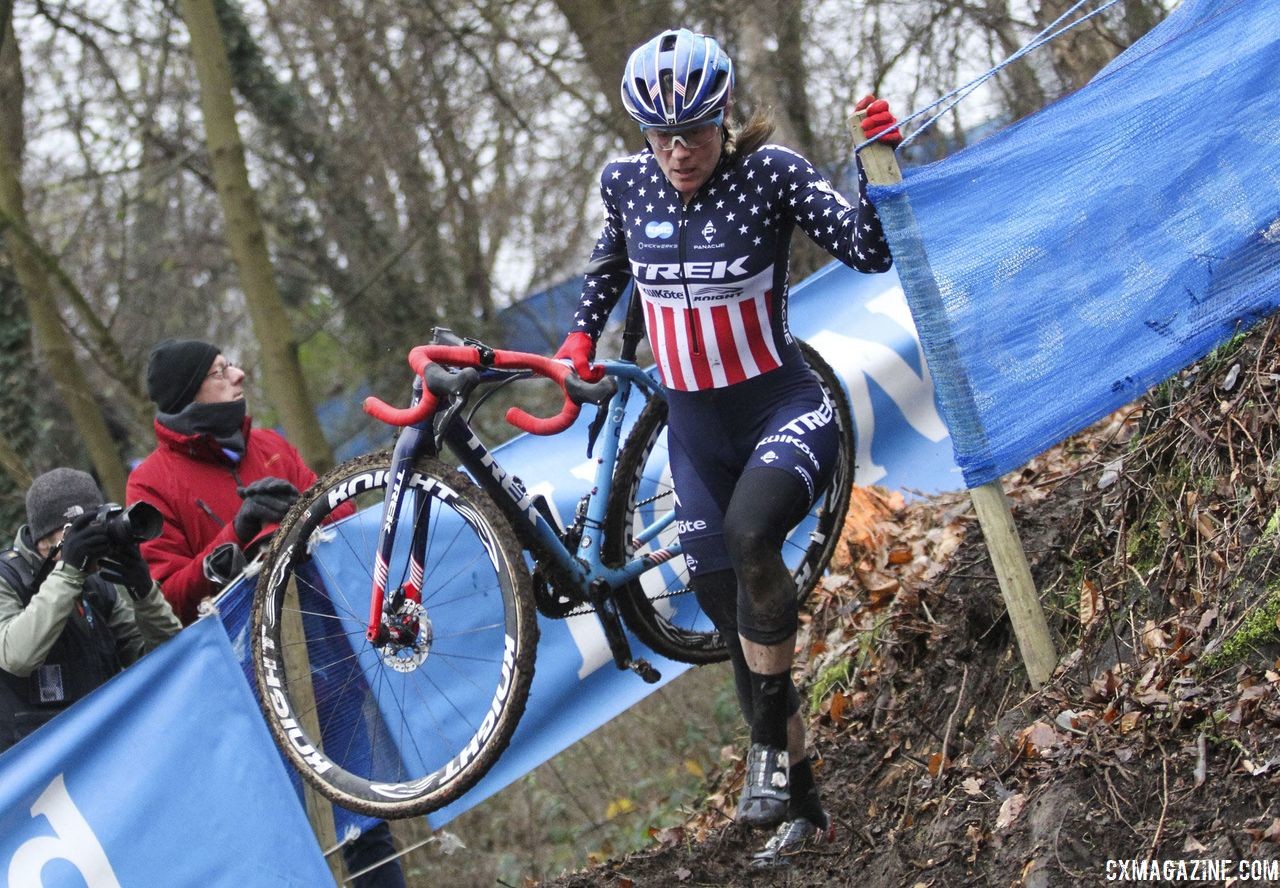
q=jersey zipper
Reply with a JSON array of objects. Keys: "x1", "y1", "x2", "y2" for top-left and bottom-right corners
[{"x1": 677, "y1": 201, "x2": 703, "y2": 355}]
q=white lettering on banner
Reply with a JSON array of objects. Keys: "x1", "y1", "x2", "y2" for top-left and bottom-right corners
[
  {"x1": 806, "y1": 288, "x2": 949, "y2": 485},
  {"x1": 565, "y1": 610, "x2": 613, "y2": 679},
  {"x1": 7, "y1": 773, "x2": 122, "y2": 888},
  {"x1": 561, "y1": 457, "x2": 611, "y2": 675}
]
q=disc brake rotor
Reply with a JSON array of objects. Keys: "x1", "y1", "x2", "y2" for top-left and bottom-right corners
[{"x1": 379, "y1": 600, "x2": 433, "y2": 672}]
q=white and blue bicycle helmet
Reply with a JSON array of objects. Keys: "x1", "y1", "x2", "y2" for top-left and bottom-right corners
[{"x1": 620, "y1": 29, "x2": 734, "y2": 130}]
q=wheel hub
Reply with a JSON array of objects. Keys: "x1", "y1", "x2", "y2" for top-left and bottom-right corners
[{"x1": 379, "y1": 599, "x2": 433, "y2": 672}]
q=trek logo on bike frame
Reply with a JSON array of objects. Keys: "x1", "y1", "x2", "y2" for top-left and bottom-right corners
[{"x1": 459, "y1": 431, "x2": 540, "y2": 525}]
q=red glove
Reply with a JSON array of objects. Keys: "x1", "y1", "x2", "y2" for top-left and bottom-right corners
[
  {"x1": 855, "y1": 94, "x2": 902, "y2": 147},
  {"x1": 553, "y1": 332, "x2": 604, "y2": 382}
]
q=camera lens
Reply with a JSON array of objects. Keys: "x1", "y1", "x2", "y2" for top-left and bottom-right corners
[{"x1": 99, "y1": 502, "x2": 164, "y2": 546}]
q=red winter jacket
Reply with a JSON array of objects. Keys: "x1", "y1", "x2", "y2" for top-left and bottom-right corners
[{"x1": 126, "y1": 417, "x2": 318, "y2": 625}]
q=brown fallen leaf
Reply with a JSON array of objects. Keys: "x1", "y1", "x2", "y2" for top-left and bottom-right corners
[
  {"x1": 995, "y1": 793, "x2": 1027, "y2": 832},
  {"x1": 1019, "y1": 720, "x2": 1062, "y2": 756},
  {"x1": 1141, "y1": 620, "x2": 1170, "y2": 654},
  {"x1": 829, "y1": 691, "x2": 849, "y2": 727},
  {"x1": 887, "y1": 545, "x2": 913, "y2": 565},
  {"x1": 1080, "y1": 578, "x2": 1102, "y2": 627}
]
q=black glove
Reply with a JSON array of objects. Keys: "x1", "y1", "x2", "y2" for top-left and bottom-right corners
[
  {"x1": 203, "y1": 542, "x2": 249, "y2": 587},
  {"x1": 59, "y1": 512, "x2": 113, "y2": 572},
  {"x1": 98, "y1": 542, "x2": 154, "y2": 601},
  {"x1": 233, "y1": 477, "x2": 300, "y2": 542}
]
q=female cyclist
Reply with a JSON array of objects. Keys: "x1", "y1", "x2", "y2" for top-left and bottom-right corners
[{"x1": 554, "y1": 28, "x2": 901, "y2": 865}]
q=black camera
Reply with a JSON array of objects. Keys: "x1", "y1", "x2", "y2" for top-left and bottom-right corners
[{"x1": 91, "y1": 502, "x2": 163, "y2": 547}]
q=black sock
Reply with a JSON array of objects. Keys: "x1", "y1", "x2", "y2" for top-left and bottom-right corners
[
  {"x1": 748, "y1": 669, "x2": 791, "y2": 749},
  {"x1": 788, "y1": 757, "x2": 826, "y2": 825}
]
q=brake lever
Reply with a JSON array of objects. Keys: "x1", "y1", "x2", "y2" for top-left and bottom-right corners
[
  {"x1": 434, "y1": 395, "x2": 466, "y2": 451},
  {"x1": 584, "y1": 403, "x2": 608, "y2": 458}
]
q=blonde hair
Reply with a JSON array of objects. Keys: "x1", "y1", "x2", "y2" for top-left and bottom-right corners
[{"x1": 723, "y1": 108, "x2": 776, "y2": 160}]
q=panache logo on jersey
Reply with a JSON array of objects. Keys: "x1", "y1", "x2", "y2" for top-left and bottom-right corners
[
  {"x1": 631, "y1": 256, "x2": 750, "y2": 281},
  {"x1": 701, "y1": 220, "x2": 717, "y2": 243},
  {"x1": 645, "y1": 220, "x2": 675, "y2": 240}
]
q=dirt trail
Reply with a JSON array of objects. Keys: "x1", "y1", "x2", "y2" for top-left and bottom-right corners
[{"x1": 537, "y1": 317, "x2": 1280, "y2": 888}]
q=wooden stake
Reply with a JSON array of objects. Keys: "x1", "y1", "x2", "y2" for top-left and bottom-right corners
[
  {"x1": 854, "y1": 114, "x2": 1057, "y2": 688},
  {"x1": 282, "y1": 583, "x2": 346, "y2": 883}
]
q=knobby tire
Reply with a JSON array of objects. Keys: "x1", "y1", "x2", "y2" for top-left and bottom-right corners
[{"x1": 250, "y1": 450, "x2": 538, "y2": 818}]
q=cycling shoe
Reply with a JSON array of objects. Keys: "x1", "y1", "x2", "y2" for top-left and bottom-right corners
[
  {"x1": 736, "y1": 743, "x2": 790, "y2": 828},
  {"x1": 750, "y1": 815, "x2": 835, "y2": 867}
]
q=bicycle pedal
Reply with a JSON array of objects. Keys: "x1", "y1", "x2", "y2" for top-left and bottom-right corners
[{"x1": 629, "y1": 658, "x2": 661, "y2": 684}]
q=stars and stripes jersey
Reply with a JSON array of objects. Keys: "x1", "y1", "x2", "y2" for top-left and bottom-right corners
[{"x1": 571, "y1": 144, "x2": 892, "y2": 391}]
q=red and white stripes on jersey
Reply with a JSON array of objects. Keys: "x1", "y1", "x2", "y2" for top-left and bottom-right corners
[{"x1": 639, "y1": 264, "x2": 783, "y2": 390}]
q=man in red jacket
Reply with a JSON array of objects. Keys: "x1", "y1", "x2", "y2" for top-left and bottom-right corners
[
  {"x1": 126, "y1": 339, "x2": 312, "y2": 625},
  {"x1": 127, "y1": 338, "x2": 406, "y2": 888}
]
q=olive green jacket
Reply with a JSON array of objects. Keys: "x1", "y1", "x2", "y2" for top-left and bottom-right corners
[{"x1": 0, "y1": 527, "x2": 182, "y2": 677}]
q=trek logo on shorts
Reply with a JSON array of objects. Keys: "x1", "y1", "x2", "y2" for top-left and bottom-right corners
[{"x1": 778, "y1": 396, "x2": 833, "y2": 436}]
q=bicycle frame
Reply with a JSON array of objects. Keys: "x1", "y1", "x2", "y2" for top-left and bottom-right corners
[{"x1": 366, "y1": 352, "x2": 675, "y2": 679}]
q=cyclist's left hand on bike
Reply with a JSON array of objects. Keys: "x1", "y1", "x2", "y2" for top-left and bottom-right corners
[
  {"x1": 554, "y1": 332, "x2": 605, "y2": 383},
  {"x1": 854, "y1": 94, "x2": 902, "y2": 147}
]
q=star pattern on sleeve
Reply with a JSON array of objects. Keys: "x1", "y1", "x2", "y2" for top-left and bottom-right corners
[{"x1": 567, "y1": 145, "x2": 892, "y2": 344}]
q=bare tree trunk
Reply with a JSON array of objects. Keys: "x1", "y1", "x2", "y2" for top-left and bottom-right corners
[
  {"x1": 178, "y1": 0, "x2": 334, "y2": 472},
  {"x1": 734, "y1": 0, "x2": 818, "y2": 160},
  {"x1": 551, "y1": 0, "x2": 675, "y2": 145},
  {"x1": 1035, "y1": 0, "x2": 1129, "y2": 92},
  {"x1": 0, "y1": 14, "x2": 128, "y2": 500}
]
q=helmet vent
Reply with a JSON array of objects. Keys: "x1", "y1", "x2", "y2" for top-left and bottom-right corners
[{"x1": 685, "y1": 70, "x2": 703, "y2": 99}]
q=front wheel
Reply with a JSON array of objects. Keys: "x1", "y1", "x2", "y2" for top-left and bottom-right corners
[
  {"x1": 604, "y1": 340, "x2": 855, "y2": 665},
  {"x1": 251, "y1": 450, "x2": 538, "y2": 818}
]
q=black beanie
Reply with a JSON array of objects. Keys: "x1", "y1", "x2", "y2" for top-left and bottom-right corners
[
  {"x1": 147, "y1": 339, "x2": 221, "y2": 414},
  {"x1": 26, "y1": 468, "x2": 104, "y2": 542}
]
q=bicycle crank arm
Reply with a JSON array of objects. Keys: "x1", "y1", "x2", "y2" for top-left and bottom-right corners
[{"x1": 587, "y1": 580, "x2": 661, "y2": 684}]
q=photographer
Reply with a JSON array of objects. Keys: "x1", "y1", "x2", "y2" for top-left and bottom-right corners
[
  {"x1": 128, "y1": 339, "x2": 404, "y2": 888},
  {"x1": 127, "y1": 339, "x2": 316, "y2": 625},
  {"x1": 0, "y1": 468, "x2": 181, "y2": 754}
]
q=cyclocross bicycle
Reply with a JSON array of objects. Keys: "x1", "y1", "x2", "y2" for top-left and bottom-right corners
[{"x1": 251, "y1": 300, "x2": 855, "y2": 819}]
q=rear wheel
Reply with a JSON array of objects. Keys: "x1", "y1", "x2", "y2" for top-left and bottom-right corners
[
  {"x1": 251, "y1": 450, "x2": 538, "y2": 818},
  {"x1": 604, "y1": 340, "x2": 855, "y2": 664}
]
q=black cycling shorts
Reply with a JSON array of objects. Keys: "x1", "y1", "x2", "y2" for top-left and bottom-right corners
[{"x1": 666, "y1": 354, "x2": 838, "y2": 577}]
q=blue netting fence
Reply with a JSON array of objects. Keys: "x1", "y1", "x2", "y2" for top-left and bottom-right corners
[{"x1": 869, "y1": 0, "x2": 1280, "y2": 488}]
